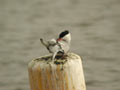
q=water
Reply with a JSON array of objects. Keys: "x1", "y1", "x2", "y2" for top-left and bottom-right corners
[{"x1": 0, "y1": 0, "x2": 120, "y2": 90}]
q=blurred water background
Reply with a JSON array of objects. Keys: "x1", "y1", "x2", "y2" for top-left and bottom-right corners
[{"x1": 0, "y1": 0, "x2": 120, "y2": 90}]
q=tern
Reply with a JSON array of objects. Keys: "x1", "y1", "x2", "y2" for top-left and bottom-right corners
[{"x1": 40, "y1": 30, "x2": 71, "y2": 61}]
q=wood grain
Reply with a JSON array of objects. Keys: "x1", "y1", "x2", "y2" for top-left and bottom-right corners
[{"x1": 28, "y1": 53, "x2": 86, "y2": 90}]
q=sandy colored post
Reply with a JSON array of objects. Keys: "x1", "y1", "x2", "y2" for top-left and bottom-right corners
[{"x1": 28, "y1": 53, "x2": 86, "y2": 90}]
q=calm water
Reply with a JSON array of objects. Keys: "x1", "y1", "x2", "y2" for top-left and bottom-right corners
[{"x1": 0, "y1": 0, "x2": 120, "y2": 90}]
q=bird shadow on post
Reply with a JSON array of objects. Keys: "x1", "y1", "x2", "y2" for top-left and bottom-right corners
[{"x1": 28, "y1": 53, "x2": 86, "y2": 90}]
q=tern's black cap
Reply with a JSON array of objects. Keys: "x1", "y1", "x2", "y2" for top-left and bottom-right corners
[{"x1": 59, "y1": 30, "x2": 69, "y2": 38}]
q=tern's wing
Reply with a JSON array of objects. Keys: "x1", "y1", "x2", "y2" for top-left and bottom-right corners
[
  {"x1": 40, "y1": 39, "x2": 52, "y2": 53},
  {"x1": 40, "y1": 38, "x2": 49, "y2": 48},
  {"x1": 48, "y1": 39, "x2": 57, "y2": 45}
]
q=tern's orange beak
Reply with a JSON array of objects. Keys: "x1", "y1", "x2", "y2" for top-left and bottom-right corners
[{"x1": 57, "y1": 38, "x2": 62, "y2": 41}]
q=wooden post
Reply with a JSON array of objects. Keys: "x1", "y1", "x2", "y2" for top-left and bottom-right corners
[{"x1": 28, "y1": 53, "x2": 86, "y2": 90}]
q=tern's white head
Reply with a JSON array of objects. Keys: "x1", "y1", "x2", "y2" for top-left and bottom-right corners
[{"x1": 57, "y1": 30, "x2": 71, "y2": 44}]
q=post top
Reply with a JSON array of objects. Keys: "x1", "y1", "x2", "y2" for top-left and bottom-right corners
[{"x1": 28, "y1": 53, "x2": 81, "y2": 68}]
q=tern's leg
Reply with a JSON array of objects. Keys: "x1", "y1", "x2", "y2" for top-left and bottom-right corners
[{"x1": 52, "y1": 52, "x2": 57, "y2": 61}]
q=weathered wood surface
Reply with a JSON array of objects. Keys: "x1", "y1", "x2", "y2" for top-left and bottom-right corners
[{"x1": 28, "y1": 53, "x2": 86, "y2": 90}]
